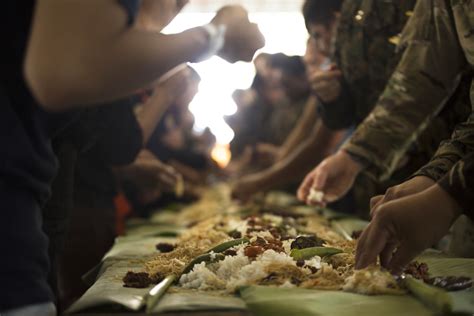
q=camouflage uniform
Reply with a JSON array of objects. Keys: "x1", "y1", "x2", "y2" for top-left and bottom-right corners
[
  {"x1": 342, "y1": 0, "x2": 472, "y2": 182},
  {"x1": 417, "y1": 0, "x2": 474, "y2": 218},
  {"x1": 320, "y1": 0, "x2": 417, "y2": 130},
  {"x1": 343, "y1": 0, "x2": 474, "y2": 253},
  {"x1": 320, "y1": 0, "x2": 418, "y2": 216}
]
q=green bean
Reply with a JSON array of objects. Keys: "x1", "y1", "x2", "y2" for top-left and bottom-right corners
[
  {"x1": 207, "y1": 237, "x2": 250, "y2": 253},
  {"x1": 403, "y1": 275, "x2": 452, "y2": 314}
]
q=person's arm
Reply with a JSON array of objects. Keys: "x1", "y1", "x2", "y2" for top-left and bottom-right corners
[
  {"x1": 232, "y1": 121, "x2": 347, "y2": 200},
  {"x1": 135, "y1": 67, "x2": 190, "y2": 144},
  {"x1": 412, "y1": 111, "x2": 474, "y2": 183},
  {"x1": 438, "y1": 151, "x2": 474, "y2": 221},
  {"x1": 277, "y1": 96, "x2": 319, "y2": 161},
  {"x1": 341, "y1": 0, "x2": 466, "y2": 181},
  {"x1": 25, "y1": 1, "x2": 263, "y2": 111}
]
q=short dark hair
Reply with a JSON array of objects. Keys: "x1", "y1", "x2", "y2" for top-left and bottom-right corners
[
  {"x1": 270, "y1": 54, "x2": 306, "y2": 77},
  {"x1": 302, "y1": 0, "x2": 343, "y2": 30}
]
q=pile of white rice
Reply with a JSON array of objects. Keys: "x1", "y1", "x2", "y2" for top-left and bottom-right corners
[{"x1": 179, "y1": 242, "x2": 323, "y2": 292}]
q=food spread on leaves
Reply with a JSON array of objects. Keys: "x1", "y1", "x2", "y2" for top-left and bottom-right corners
[
  {"x1": 121, "y1": 189, "x2": 472, "y2": 296},
  {"x1": 124, "y1": 210, "x2": 405, "y2": 295}
]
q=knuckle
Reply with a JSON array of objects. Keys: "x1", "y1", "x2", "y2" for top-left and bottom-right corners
[
  {"x1": 372, "y1": 205, "x2": 391, "y2": 224},
  {"x1": 370, "y1": 195, "x2": 380, "y2": 206},
  {"x1": 385, "y1": 187, "x2": 398, "y2": 199}
]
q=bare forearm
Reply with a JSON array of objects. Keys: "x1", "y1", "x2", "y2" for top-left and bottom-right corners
[
  {"x1": 256, "y1": 123, "x2": 340, "y2": 190},
  {"x1": 25, "y1": 0, "x2": 209, "y2": 110},
  {"x1": 135, "y1": 92, "x2": 172, "y2": 144},
  {"x1": 278, "y1": 97, "x2": 319, "y2": 161}
]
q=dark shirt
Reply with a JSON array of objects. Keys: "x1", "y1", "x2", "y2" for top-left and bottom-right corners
[
  {"x1": 73, "y1": 100, "x2": 143, "y2": 210},
  {"x1": 0, "y1": 0, "x2": 140, "y2": 310},
  {"x1": 0, "y1": 2, "x2": 56, "y2": 309}
]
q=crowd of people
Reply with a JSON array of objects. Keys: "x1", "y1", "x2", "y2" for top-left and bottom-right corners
[
  {"x1": 0, "y1": 0, "x2": 472, "y2": 315},
  {"x1": 229, "y1": 0, "x2": 473, "y2": 275}
]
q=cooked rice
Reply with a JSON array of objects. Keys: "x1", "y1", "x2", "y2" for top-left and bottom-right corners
[{"x1": 138, "y1": 195, "x2": 400, "y2": 296}]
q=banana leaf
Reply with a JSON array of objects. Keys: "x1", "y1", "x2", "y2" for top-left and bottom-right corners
[
  {"x1": 115, "y1": 226, "x2": 182, "y2": 243},
  {"x1": 68, "y1": 261, "x2": 247, "y2": 314},
  {"x1": 239, "y1": 286, "x2": 434, "y2": 316},
  {"x1": 66, "y1": 260, "x2": 149, "y2": 314},
  {"x1": 417, "y1": 251, "x2": 474, "y2": 278},
  {"x1": 67, "y1": 232, "x2": 247, "y2": 314},
  {"x1": 411, "y1": 251, "x2": 474, "y2": 314},
  {"x1": 103, "y1": 236, "x2": 176, "y2": 261},
  {"x1": 151, "y1": 291, "x2": 247, "y2": 314},
  {"x1": 124, "y1": 222, "x2": 182, "y2": 237},
  {"x1": 330, "y1": 217, "x2": 368, "y2": 240}
]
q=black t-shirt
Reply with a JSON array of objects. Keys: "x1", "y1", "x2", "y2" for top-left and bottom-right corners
[
  {"x1": 0, "y1": 2, "x2": 57, "y2": 310},
  {"x1": 0, "y1": 0, "x2": 140, "y2": 310}
]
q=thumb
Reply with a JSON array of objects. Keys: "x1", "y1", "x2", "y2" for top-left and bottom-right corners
[
  {"x1": 313, "y1": 166, "x2": 328, "y2": 190},
  {"x1": 297, "y1": 171, "x2": 316, "y2": 201}
]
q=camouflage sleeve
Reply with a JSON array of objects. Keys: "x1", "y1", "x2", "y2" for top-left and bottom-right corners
[
  {"x1": 438, "y1": 151, "x2": 474, "y2": 220},
  {"x1": 341, "y1": 0, "x2": 467, "y2": 181},
  {"x1": 413, "y1": 116, "x2": 474, "y2": 181},
  {"x1": 413, "y1": 76, "x2": 474, "y2": 178}
]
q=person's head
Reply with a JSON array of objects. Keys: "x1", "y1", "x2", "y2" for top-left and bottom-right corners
[
  {"x1": 271, "y1": 55, "x2": 310, "y2": 101},
  {"x1": 250, "y1": 53, "x2": 285, "y2": 104},
  {"x1": 302, "y1": 0, "x2": 343, "y2": 56},
  {"x1": 137, "y1": 0, "x2": 189, "y2": 32}
]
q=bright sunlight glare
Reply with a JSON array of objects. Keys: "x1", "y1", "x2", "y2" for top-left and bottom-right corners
[{"x1": 163, "y1": 12, "x2": 307, "y2": 145}]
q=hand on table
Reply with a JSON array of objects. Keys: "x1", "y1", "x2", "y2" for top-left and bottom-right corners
[
  {"x1": 355, "y1": 184, "x2": 462, "y2": 274},
  {"x1": 297, "y1": 150, "x2": 362, "y2": 206}
]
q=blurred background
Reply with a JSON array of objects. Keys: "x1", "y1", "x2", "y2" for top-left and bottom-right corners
[{"x1": 163, "y1": 0, "x2": 306, "y2": 165}]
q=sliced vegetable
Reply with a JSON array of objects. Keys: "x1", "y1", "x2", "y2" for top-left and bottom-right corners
[
  {"x1": 207, "y1": 237, "x2": 250, "y2": 253},
  {"x1": 403, "y1": 275, "x2": 452, "y2": 314},
  {"x1": 290, "y1": 247, "x2": 342, "y2": 260},
  {"x1": 146, "y1": 275, "x2": 176, "y2": 314}
]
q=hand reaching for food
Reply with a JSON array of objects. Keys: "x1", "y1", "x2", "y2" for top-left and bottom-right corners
[{"x1": 297, "y1": 150, "x2": 362, "y2": 206}]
